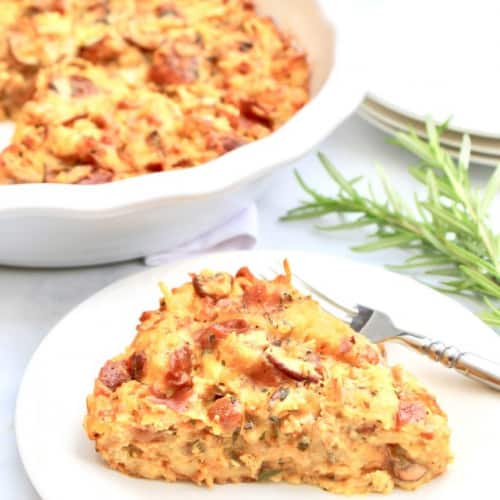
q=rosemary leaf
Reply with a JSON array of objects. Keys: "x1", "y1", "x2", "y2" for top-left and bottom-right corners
[{"x1": 282, "y1": 119, "x2": 500, "y2": 327}]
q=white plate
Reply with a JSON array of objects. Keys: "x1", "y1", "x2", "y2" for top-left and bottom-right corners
[
  {"x1": 361, "y1": 98, "x2": 500, "y2": 157},
  {"x1": 369, "y1": 0, "x2": 500, "y2": 139},
  {"x1": 16, "y1": 251, "x2": 500, "y2": 499},
  {"x1": 357, "y1": 106, "x2": 500, "y2": 167}
]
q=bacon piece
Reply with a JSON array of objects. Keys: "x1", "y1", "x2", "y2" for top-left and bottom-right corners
[
  {"x1": 338, "y1": 336, "x2": 355, "y2": 354},
  {"x1": 242, "y1": 283, "x2": 282, "y2": 310},
  {"x1": 76, "y1": 169, "x2": 113, "y2": 185},
  {"x1": 239, "y1": 100, "x2": 273, "y2": 129},
  {"x1": 26, "y1": 0, "x2": 68, "y2": 14},
  {"x1": 192, "y1": 271, "x2": 233, "y2": 299},
  {"x1": 194, "y1": 318, "x2": 249, "y2": 349},
  {"x1": 156, "y1": 4, "x2": 181, "y2": 17},
  {"x1": 70, "y1": 76, "x2": 99, "y2": 98},
  {"x1": 150, "y1": 41, "x2": 199, "y2": 85},
  {"x1": 128, "y1": 351, "x2": 147, "y2": 381},
  {"x1": 396, "y1": 400, "x2": 426, "y2": 428},
  {"x1": 266, "y1": 346, "x2": 323, "y2": 383},
  {"x1": 206, "y1": 133, "x2": 246, "y2": 155},
  {"x1": 80, "y1": 34, "x2": 123, "y2": 63},
  {"x1": 165, "y1": 345, "x2": 192, "y2": 388},
  {"x1": 98, "y1": 360, "x2": 130, "y2": 390},
  {"x1": 235, "y1": 266, "x2": 257, "y2": 281},
  {"x1": 362, "y1": 346, "x2": 380, "y2": 365},
  {"x1": 207, "y1": 396, "x2": 242, "y2": 430},
  {"x1": 150, "y1": 387, "x2": 193, "y2": 413}
]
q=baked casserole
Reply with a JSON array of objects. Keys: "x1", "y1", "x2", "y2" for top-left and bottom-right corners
[
  {"x1": 0, "y1": 0, "x2": 309, "y2": 184},
  {"x1": 84, "y1": 262, "x2": 452, "y2": 494}
]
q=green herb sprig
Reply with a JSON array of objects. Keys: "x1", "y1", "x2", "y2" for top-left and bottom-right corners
[{"x1": 282, "y1": 119, "x2": 500, "y2": 327}]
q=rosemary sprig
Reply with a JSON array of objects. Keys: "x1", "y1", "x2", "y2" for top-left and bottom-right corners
[{"x1": 282, "y1": 119, "x2": 500, "y2": 327}]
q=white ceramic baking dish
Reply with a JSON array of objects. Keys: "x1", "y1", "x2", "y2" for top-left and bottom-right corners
[{"x1": 0, "y1": 0, "x2": 368, "y2": 267}]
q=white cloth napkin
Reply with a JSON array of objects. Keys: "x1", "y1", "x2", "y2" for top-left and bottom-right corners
[{"x1": 144, "y1": 204, "x2": 258, "y2": 266}]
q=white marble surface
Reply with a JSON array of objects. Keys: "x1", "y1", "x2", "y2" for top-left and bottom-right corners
[{"x1": 1, "y1": 115, "x2": 497, "y2": 500}]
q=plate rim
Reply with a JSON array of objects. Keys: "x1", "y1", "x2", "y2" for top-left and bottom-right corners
[{"x1": 357, "y1": 106, "x2": 500, "y2": 167}]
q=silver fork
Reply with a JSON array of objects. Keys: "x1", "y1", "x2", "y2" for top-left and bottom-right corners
[{"x1": 261, "y1": 266, "x2": 500, "y2": 391}]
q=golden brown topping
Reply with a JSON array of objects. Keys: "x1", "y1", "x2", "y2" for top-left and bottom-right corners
[
  {"x1": 208, "y1": 396, "x2": 242, "y2": 431},
  {"x1": 98, "y1": 360, "x2": 130, "y2": 390},
  {"x1": 266, "y1": 346, "x2": 323, "y2": 383},
  {"x1": 165, "y1": 345, "x2": 193, "y2": 388},
  {"x1": 192, "y1": 271, "x2": 233, "y2": 299},
  {"x1": 8, "y1": 32, "x2": 40, "y2": 67}
]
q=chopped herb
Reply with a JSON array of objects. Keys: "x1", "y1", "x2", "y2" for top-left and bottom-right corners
[
  {"x1": 191, "y1": 440, "x2": 206, "y2": 453},
  {"x1": 297, "y1": 437, "x2": 310, "y2": 451},
  {"x1": 272, "y1": 387, "x2": 289, "y2": 402},
  {"x1": 124, "y1": 443, "x2": 142, "y2": 458},
  {"x1": 258, "y1": 469, "x2": 281, "y2": 481},
  {"x1": 232, "y1": 428, "x2": 241, "y2": 444},
  {"x1": 239, "y1": 41, "x2": 254, "y2": 52}
]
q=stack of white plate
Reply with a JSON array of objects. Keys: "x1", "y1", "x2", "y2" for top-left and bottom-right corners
[{"x1": 358, "y1": 0, "x2": 500, "y2": 167}]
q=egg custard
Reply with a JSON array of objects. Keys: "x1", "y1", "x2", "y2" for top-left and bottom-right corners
[
  {"x1": 84, "y1": 263, "x2": 452, "y2": 494},
  {"x1": 0, "y1": 0, "x2": 309, "y2": 184}
]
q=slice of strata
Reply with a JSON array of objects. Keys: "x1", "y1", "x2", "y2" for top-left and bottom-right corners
[{"x1": 84, "y1": 263, "x2": 452, "y2": 495}]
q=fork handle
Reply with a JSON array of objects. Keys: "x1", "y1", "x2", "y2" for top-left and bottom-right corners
[{"x1": 395, "y1": 332, "x2": 500, "y2": 391}]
